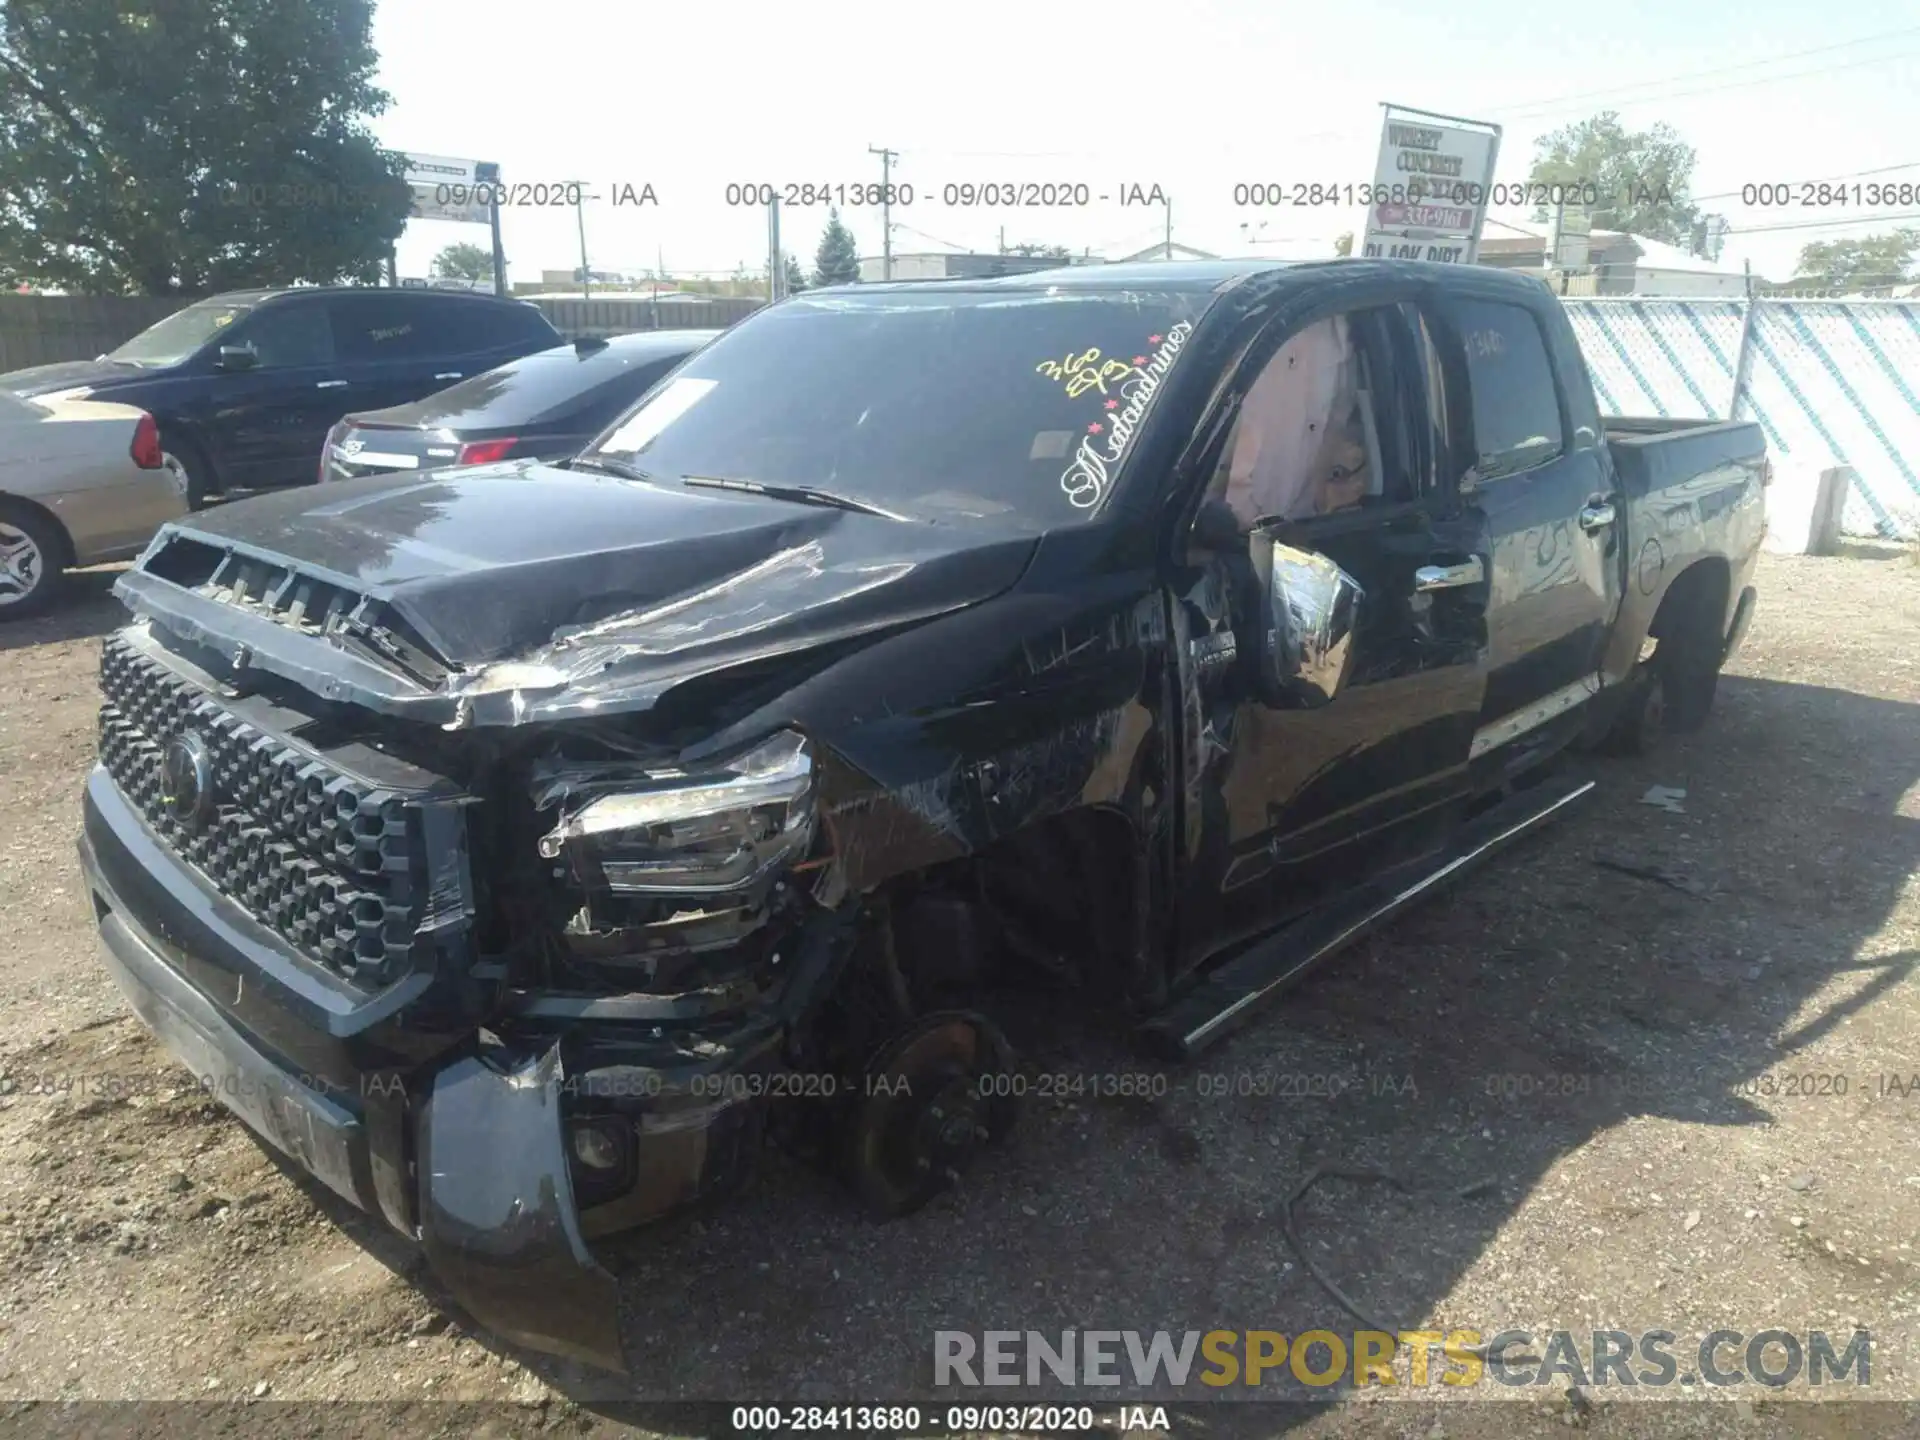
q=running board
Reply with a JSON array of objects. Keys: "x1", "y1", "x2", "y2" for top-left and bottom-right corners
[{"x1": 1139, "y1": 774, "x2": 1596, "y2": 1062}]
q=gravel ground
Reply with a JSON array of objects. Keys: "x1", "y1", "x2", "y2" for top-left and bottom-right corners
[{"x1": 0, "y1": 549, "x2": 1916, "y2": 1438}]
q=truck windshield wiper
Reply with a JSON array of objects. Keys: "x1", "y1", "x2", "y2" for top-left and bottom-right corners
[
  {"x1": 680, "y1": 475, "x2": 909, "y2": 521},
  {"x1": 569, "y1": 453, "x2": 659, "y2": 482}
]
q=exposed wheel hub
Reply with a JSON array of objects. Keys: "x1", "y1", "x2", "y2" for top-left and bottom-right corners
[{"x1": 844, "y1": 1011, "x2": 1017, "y2": 1217}]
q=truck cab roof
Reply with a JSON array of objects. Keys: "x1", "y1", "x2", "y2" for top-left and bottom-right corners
[{"x1": 838, "y1": 255, "x2": 1559, "y2": 302}]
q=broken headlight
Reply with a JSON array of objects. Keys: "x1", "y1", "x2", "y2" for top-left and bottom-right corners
[{"x1": 535, "y1": 731, "x2": 816, "y2": 897}]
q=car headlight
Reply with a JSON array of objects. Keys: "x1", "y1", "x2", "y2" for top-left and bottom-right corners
[{"x1": 534, "y1": 731, "x2": 816, "y2": 896}]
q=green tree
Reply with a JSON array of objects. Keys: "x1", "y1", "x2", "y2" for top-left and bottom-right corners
[
  {"x1": 784, "y1": 252, "x2": 807, "y2": 294},
  {"x1": 1794, "y1": 229, "x2": 1920, "y2": 292},
  {"x1": 812, "y1": 208, "x2": 860, "y2": 287},
  {"x1": 1006, "y1": 241, "x2": 1071, "y2": 259},
  {"x1": 0, "y1": 0, "x2": 412, "y2": 294},
  {"x1": 431, "y1": 242, "x2": 493, "y2": 283},
  {"x1": 1334, "y1": 232, "x2": 1354, "y2": 257},
  {"x1": 1527, "y1": 112, "x2": 1700, "y2": 245}
]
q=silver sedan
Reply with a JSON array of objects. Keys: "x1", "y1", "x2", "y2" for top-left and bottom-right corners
[{"x1": 0, "y1": 390, "x2": 188, "y2": 619}]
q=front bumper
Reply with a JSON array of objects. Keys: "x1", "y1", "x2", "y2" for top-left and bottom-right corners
[{"x1": 78, "y1": 766, "x2": 778, "y2": 1374}]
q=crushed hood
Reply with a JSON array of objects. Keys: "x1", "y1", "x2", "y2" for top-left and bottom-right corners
[{"x1": 120, "y1": 462, "x2": 1040, "y2": 726}]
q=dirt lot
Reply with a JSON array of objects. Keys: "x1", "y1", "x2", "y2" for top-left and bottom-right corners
[{"x1": 0, "y1": 551, "x2": 1916, "y2": 1437}]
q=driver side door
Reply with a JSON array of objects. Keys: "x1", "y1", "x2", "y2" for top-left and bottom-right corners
[
  {"x1": 207, "y1": 299, "x2": 342, "y2": 490},
  {"x1": 1173, "y1": 292, "x2": 1491, "y2": 968}
]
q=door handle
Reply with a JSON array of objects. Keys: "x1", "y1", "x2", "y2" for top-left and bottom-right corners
[
  {"x1": 315, "y1": 379, "x2": 349, "y2": 390},
  {"x1": 434, "y1": 371, "x2": 462, "y2": 380},
  {"x1": 1413, "y1": 557, "x2": 1484, "y2": 592},
  {"x1": 1578, "y1": 501, "x2": 1617, "y2": 532}
]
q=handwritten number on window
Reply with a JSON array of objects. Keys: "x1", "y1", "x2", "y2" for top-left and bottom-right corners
[{"x1": 1037, "y1": 349, "x2": 1139, "y2": 399}]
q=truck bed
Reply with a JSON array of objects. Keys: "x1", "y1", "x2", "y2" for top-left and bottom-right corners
[
  {"x1": 1596, "y1": 414, "x2": 1768, "y2": 687},
  {"x1": 1603, "y1": 416, "x2": 1767, "y2": 505}
]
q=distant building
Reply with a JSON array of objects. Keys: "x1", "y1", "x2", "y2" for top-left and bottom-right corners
[
  {"x1": 855, "y1": 252, "x2": 1083, "y2": 282},
  {"x1": 1478, "y1": 222, "x2": 1746, "y2": 298},
  {"x1": 523, "y1": 290, "x2": 715, "y2": 303},
  {"x1": 539, "y1": 267, "x2": 647, "y2": 288},
  {"x1": 1109, "y1": 241, "x2": 1221, "y2": 263}
]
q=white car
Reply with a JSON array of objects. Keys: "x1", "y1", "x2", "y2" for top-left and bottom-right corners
[{"x1": 0, "y1": 390, "x2": 188, "y2": 619}]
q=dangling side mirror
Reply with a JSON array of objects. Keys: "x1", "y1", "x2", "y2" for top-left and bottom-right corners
[{"x1": 1256, "y1": 539, "x2": 1364, "y2": 708}]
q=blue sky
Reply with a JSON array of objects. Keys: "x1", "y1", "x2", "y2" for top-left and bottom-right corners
[{"x1": 371, "y1": 0, "x2": 1920, "y2": 285}]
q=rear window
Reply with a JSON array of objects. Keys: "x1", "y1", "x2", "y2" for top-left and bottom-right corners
[
  {"x1": 416, "y1": 296, "x2": 554, "y2": 355},
  {"x1": 584, "y1": 289, "x2": 1211, "y2": 527},
  {"x1": 402, "y1": 342, "x2": 698, "y2": 429},
  {"x1": 1439, "y1": 297, "x2": 1565, "y2": 478}
]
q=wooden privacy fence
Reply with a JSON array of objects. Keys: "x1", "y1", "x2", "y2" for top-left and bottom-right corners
[
  {"x1": 535, "y1": 295, "x2": 765, "y2": 338},
  {"x1": 0, "y1": 295, "x2": 200, "y2": 371},
  {"x1": 0, "y1": 292, "x2": 769, "y2": 371}
]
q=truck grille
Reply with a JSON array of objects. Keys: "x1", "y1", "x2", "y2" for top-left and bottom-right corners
[{"x1": 97, "y1": 635, "x2": 433, "y2": 988}]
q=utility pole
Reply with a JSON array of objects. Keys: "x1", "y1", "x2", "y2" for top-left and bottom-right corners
[
  {"x1": 1164, "y1": 194, "x2": 1173, "y2": 260},
  {"x1": 998, "y1": 226, "x2": 1005, "y2": 255},
  {"x1": 868, "y1": 145, "x2": 898, "y2": 279},
  {"x1": 768, "y1": 193, "x2": 784, "y2": 302},
  {"x1": 574, "y1": 184, "x2": 592, "y2": 299}
]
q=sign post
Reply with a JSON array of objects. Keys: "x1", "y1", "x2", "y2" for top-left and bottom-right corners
[{"x1": 1359, "y1": 104, "x2": 1502, "y2": 266}]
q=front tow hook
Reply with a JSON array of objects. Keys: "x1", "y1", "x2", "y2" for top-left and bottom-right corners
[{"x1": 418, "y1": 1042, "x2": 627, "y2": 1374}]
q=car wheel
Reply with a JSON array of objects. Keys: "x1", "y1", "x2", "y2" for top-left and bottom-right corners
[
  {"x1": 1599, "y1": 667, "x2": 1668, "y2": 756},
  {"x1": 163, "y1": 435, "x2": 218, "y2": 510},
  {"x1": 1652, "y1": 623, "x2": 1722, "y2": 734},
  {"x1": 0, "y1": 503, "x2": 70, "y2": 622}
]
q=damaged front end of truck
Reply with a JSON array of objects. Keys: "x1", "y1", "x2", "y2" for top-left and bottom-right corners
[
  {"x1": 76, "y1": 280, "x2": 1214, "y2": 1373},
  {"x1": 78, "y1": 486, "x2": 1158, "y2": 1374}
]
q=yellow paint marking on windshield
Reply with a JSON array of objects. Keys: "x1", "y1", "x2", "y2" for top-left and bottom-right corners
[{"x1": 1036, "y1": 349, "x2": 1141, "y2": 399}]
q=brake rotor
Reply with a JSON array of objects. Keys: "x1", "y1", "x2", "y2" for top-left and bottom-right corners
[{"x1": 843, "y1": 1010, "x2": 1018, "y2": 1218}]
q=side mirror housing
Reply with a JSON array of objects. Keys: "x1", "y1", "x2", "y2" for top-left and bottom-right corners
[
  {"x1": 1256, "y1": 539, "x2": 1364, "y2": 707},
  {"x1": 215, "y1": 343, "x2": 258, "y2": 372}
]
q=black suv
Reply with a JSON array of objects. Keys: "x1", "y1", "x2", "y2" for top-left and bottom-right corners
[{"x1": 0, "y1": 287, "x2": 561, "y2": 507}]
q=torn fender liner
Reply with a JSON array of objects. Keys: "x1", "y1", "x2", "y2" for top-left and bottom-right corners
[{"x1": 419, "y1": 1044, "x2": 627, "y2": 1374}]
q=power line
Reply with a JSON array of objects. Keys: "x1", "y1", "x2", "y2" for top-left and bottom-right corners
[
  {"x1": 894, "y1": 27, "x2": 1920, "y2": 164},
  {"x1": 1693, "y1": 161, "x2": 1920, "y2": 204},
  {"x1": 1492, "y1": 48, "x2": 1920, "y2": 122},
  {"x1": 1484, "y1": 24, "x2": 1920, "y2": 118},
  {"x1": 890, "y1": 222, "x2": 972, "y2": 252},
  {"x1": 1724, "y1": 210, "x2": 1920, "y2": 236}
]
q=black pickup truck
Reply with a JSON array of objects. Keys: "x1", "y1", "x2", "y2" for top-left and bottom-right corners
[{"x1": 77, "y1": 259, "x2": 1765, "y2": 1372}]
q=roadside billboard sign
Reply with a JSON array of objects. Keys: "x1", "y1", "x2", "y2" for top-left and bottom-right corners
[
  {"x1": 1360, "y1": 106, "x2": 1501, "y2": 265},
  {"x1": 403, "y1": 154, "x2": 494, "y2": 225}
]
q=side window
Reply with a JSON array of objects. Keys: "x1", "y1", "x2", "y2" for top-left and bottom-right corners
[
  {"x1": 509, "y1": 302, "x2": 561, "y2": 346},
  {"x1": 419, "y1": 297, "x2": 523, "y2": 355},
  {"x1": 232, "y1": 302, "x2": 334, "y2": 369},
  {"x1": 1206, "y1": 304, "x2": 1427, "y2": 531},
  {"x1": 1439, "y1": 297, "x2": 1564, "y2": 478},
  {"x1": 328, "y1": 296, "x2": 436, "y2": 364}
]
